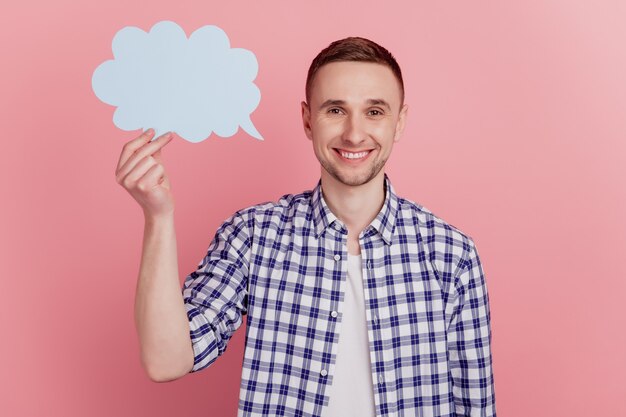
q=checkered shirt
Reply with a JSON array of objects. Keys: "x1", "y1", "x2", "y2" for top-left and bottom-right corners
[{"x1": 182, "y1": 174, "x2": 496, "y2": 416}]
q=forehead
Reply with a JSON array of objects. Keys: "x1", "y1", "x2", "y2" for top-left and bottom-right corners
[{"x1": 310, "y1": 61, "x2": 402, "y2": 105}]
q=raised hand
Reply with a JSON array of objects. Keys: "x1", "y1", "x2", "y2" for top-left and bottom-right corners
[{"x1": 115, "y1": 129, "x2": 175, "y2": 220}]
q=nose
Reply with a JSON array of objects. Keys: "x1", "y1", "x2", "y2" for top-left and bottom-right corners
[{"x1": 341, "y1": 114, "x2": 366, "y2": 146}]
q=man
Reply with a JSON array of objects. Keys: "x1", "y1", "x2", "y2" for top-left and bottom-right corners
[{"x1": 116, "y1": 37, "x2": 496, "y2": 417}]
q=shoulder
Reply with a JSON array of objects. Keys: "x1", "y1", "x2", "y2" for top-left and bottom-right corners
[
  {"x1": 395, "y1": 195, "x2": 475, "y2": 271},
  {"x1": 224, "y1": 188, "x2": 315, "y2": 228}
]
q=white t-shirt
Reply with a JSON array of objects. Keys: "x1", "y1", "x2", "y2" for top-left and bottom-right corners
[{"x1": 323, "y1": 253, "x2": 376, "y2": 417}]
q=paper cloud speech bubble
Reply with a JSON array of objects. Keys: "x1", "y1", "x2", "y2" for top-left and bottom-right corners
[{"x1": 92, "y1": 20, "x2": 262, "y2": 142}]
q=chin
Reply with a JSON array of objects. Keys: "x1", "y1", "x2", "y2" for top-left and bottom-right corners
[
  {"x1": 330, "y1": 168, "x2": 381, "y2": 187},
  {"x1": 320, "y1": 157, "x2": 387, "y2": 187},
  {"x1": 337, "y1": 175, "x2": 373, "y2": 187}
]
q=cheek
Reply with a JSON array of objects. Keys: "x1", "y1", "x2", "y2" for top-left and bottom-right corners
[
  {"x1": 367, "y1": 123, "x2": 394, "y2": 139},
  {"x1": 312, "y1": 122, "x2": 342, "y2": 142}
]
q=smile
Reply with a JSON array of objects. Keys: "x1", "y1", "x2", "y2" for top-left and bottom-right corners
[{"x1": 335, "y1": 149, "x2": 372, "y2": 160}]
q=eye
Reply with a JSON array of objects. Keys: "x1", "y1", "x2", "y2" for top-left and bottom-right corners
[
  {"x1": 368, "y1": 108, "x2": 384, "y2": 116},
  {"x1": 328, "y1": 107, "x2": 344, "y2": 115}
]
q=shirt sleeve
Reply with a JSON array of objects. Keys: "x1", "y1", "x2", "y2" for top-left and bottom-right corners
[
  {"x1": 448, "y1": 238, "x2": 496, "y2": 416},
  {"x1": 181, "y1": 210, "x2": 252, "y2": 373}
]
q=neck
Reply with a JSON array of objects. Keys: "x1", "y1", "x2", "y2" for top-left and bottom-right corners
[{"x1": 320, "y1": 169, "x2": 386, "y2": 236}]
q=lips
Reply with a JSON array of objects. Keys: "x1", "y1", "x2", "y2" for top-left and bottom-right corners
[{"x1": 334, "y1": 148, "x2": 373, "y2": 161}]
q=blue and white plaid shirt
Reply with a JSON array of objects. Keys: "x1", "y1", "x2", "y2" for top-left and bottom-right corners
[{"x1": 182, "y1": 174, "x2": 496, "y2": 416}]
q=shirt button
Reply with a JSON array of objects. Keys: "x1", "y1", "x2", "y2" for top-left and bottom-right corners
[
  {"x1": 320, "y1": 369, "x2": 328, "y2": 377},
  {"x1": 378, "y1": 375, "x2": 384, "y2": 384},
  {"x1": 330, "y1": 310, "x2": 338, "y2": 318},
  {"x1": 367, "y1": 260, "x2": 372, "y2": 269},
  {"x1": 334, "y1": 254, "x2": 341, "y2": 261}
]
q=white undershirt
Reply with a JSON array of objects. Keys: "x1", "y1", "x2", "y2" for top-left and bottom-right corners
[{"x1": 323, "y1": 253, "x2": 376, "y2": 417}]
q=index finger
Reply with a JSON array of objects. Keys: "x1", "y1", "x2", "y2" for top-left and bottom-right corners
[
  {"x1": 116, "y1": 128, "x2": 155, "y2": 172},
  {"x1": 115, "y1": 131, "x2": 173, "y2": 179}
]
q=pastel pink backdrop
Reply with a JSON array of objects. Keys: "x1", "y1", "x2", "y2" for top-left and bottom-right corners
[{"x1": 1, "y1": 1, "x2": 625, "y2": 416}]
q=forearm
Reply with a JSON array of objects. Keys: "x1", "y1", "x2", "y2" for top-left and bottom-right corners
[{"x1": 134, "y1": 214, "x2": 193, "y2": 382}]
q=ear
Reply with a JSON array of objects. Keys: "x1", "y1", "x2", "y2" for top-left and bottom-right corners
[
  {"x1": 393, "y1": 104, "x2": 408, "y2": 143},
  {"x1": 301, "y1": 101, "x2": 313, "y2": 141}
]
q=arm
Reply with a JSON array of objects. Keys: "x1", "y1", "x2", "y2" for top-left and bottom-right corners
[
  {"x1": 115, "y1": 129, "x2": 194, "y2": 382},
  {"x1": 135, "y1": 214, "x2": 194, "y2": 382},
  {"x1": 116, "y1": 129, "x2": 250, "y2": 380},
  {"x1": 448, "y1": 238, "x2": 496, "y2": 416}
]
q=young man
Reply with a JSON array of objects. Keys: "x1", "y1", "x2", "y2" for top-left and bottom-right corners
[{"x1": 116, "y1": 37, "x2": 496, "y2": 417}]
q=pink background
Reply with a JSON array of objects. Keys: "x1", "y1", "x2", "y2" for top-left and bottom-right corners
[{"x1": 2, "y1": 1, "x2": 625, "y2": 416}]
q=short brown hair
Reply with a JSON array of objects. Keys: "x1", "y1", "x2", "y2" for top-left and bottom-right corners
[{"x1": 305, "y1": 37, "x2": 404, "y2": 105}]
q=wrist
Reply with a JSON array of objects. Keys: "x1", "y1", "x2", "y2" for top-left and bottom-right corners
[{"x1": 143, "y1": 210, "x2": 175, "y2": 227}]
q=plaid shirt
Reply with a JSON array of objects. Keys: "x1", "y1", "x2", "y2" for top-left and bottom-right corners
[{"x1": 182, "y1": 174, "x2": 496, "y2": 416}]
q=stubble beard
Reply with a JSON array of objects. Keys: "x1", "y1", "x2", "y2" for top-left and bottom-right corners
[{"x1": 320, "y1": 155, "x2": 388, "y2": 187}]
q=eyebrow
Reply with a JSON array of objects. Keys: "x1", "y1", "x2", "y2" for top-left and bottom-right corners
[
  {"x1": 319, "y1": 98, "x2": 392, "y2": 111},
  {"x1": 366, "y1": 99, "x2": 392, "y2": 111}
]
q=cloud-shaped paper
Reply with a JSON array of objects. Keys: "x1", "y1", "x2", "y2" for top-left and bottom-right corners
[{"x1": 92, "y1": 20, "x2": 262, "y2": 142}]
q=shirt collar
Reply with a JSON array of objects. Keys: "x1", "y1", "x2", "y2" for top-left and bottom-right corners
[{"x1": 311, "y1": 173, "x2": 399, "y2": 245}]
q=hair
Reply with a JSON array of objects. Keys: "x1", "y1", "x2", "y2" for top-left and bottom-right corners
[{"x1": 305, "y1": 37, "x2": 404, "y2": 105}]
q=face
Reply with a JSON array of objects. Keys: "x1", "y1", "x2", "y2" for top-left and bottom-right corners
[{"x1": 302, "y1": 61, "x2": 407, "y2": 187}]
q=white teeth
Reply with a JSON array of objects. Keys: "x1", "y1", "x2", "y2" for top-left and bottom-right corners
[{"x1": 340, "y1": 150, "x2": 369, "y2": 159}]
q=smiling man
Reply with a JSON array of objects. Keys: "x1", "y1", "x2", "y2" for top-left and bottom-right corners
[
  {"x1": 117, "y1": 37, "x2": 496, "y2": 417},
  {"x1": 301, "y1": 57, "x2": 407, "y2": 258}
]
